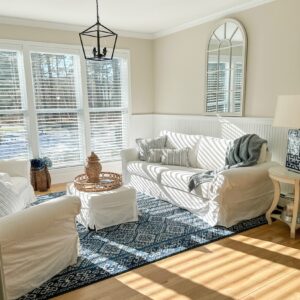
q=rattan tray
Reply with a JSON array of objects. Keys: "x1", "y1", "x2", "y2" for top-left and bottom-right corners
[{"x1": 74, "y1": 172, "x2": 122, "y2": 192}]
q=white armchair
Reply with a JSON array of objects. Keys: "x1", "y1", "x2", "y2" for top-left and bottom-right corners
[
  {"x1": 0, "y1": 159, "x2": 35, "y2": 216},
  {"x1": 0, "y1": 195, "x2": 81, "y2": 300}
]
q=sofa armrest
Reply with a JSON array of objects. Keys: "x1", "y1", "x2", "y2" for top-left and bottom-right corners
[
  {"x1": 0, "y1": 195, "x2": 81, "y2": 242},
  {"x1": 212, "y1": 161, "x2": 279, "y2": 193},
  {"x1": 121, "y1": 148, "x2": 139, "y2": 163},
  {"x1": 121, "y1": 148, "x2": 139, "y2": 184},
  {"x1": 0, "y1": 159, "x2": 30, "y2": 182}
]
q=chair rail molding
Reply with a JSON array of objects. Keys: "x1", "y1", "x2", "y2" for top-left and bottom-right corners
[{"x1": 152, "y1": 114, "x2": 288, "y2": 165}]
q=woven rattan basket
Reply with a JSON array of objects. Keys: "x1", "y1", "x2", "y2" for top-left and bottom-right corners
[
  {"x1": 74, "y1": 172, "x2": 122, "y2": 192},
  {"x1": 31, "y1": 166, "x2": 51, "y2": 192}
]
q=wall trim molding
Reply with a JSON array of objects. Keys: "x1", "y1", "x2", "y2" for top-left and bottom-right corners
[
  {"x1": 153, "y1": 0, "x2": 276, "y2": 38},
  {"x1": 0, "y1": 0, "x2": 276, "y2": 40},
  {"x1": 0, "y1": 15, "x2": 153, "y2": 40}
]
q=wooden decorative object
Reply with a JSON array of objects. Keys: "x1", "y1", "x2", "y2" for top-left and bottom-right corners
[
  {"x1": 74, "y1": 172, "x2": 122, "y2": 192},
  {"x1": 85, "y1": 152, "x2": 102, "y2": 183},
  {"x1": 31, "y1": 166, "x2": 51, "y2": 192}
]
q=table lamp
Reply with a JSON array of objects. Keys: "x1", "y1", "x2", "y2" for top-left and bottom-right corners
[{"x1": 273, "y1": 95, "x2": 300, "y2": 173}]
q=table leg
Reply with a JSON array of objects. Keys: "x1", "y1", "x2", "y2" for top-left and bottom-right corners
[
  {"x1": 266, "y1": 179, "x2": 281, "y2": 225},
  {"x1": 290, "y1": 180, "x2": 300, "y2": 239}
]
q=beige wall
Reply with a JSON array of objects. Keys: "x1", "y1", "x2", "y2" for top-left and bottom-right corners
[
  {"x1": 154, "y1": 0, "x2": 300, "y2": 117},
  {"x1": 1, "y1": 0, "x2": 299, "y2": 118},
  {"x1": 0, "y1": 24, "x2": 154, "y2": 114}
]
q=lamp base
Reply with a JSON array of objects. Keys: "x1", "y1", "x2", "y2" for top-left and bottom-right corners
[{"x1": 285, "y1": 129, "x2": 300, "y2": 173}]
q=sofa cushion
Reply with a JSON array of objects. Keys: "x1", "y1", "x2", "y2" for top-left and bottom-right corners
[
  {"x1": 127, "y1": 161, "x2": 210, "y2": 196},
  {"x1": 160, "y1": 130, "x2": 202, "y2": 168},
  {"x1": 196, "y1": 136, "x2": 232, "y2": 170},
  {"x1": 160, "y1": 168, "x2": 207, "y2": 193},
  {"x1": 127, "y1": 161, "x2": 170, "y2": 182}
]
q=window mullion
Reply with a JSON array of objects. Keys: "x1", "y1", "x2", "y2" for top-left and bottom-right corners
[
  {"x1": 22, "y1": 45, "x2": 40, "y2": 158},
  {"x1": 79, "y1": 53, "x2": 91, "y2": 157}
]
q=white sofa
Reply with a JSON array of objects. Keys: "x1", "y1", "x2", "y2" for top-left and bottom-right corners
[
  {"x1": 121, "y1": 130, "x2": 276, "y2": 227},
  {"x1": 0, "y1": 195, "x2": 81, "y2": 300},
  {"x1": 0, "y1": 159, "x2": 35, "y2": 216}
]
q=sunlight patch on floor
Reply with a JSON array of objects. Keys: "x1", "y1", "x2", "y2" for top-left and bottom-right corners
[{"x1": 118, "y1": 272, "x2": 191, "y2": 300}]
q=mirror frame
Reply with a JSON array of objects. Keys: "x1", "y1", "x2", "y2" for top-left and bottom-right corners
[{"x1": 204, "y1": 18, "x2": 247, "y2": 117}]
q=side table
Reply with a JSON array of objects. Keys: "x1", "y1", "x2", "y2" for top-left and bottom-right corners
[{"x1": 266, "y1": 166, "x2": 300, "y2": 238}]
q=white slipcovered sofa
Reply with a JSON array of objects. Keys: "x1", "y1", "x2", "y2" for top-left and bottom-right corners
[{"x1": 121, "y1": 131, "x2": 276, "y2": 227}]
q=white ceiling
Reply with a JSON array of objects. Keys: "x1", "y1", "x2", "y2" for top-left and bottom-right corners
[{"x1": 0, "y1": 0, "x2": 274, "y2": 38}]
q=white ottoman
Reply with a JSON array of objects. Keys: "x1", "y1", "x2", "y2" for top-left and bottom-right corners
[{"x1": 67, "y1": 184, "x2": 138, "y2": 230}]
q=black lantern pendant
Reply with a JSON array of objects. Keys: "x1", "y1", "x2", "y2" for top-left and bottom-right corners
[{"x1": 79, "y1": 0, "x2": 118, "y2": 61}]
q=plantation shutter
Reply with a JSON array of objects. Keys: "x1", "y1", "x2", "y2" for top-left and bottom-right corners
[
  {"x1": 207, "y1": 62, "x2": 231, "y2": 113},
  {"x1": 233, "y1": 63, "x2": 243, "y2": 112},
  {"x1": 30, "y1": 52, "x2": 84, "y2": 168},
  {"x1": 0, "y1": 49, "x2": 29, "y2": 159},
  {"x1": 86, "y1": 56, "x2": 128, "y2": 162}
]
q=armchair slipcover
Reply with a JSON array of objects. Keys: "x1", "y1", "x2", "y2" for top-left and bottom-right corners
[
  {"x1": 0, "y1": 195, "x2": 81, "y2": 300},
  {"x1": 0, "y1": 159, "x2": 35, "y2": 216}
]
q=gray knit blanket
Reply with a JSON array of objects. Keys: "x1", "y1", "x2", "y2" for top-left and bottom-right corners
[{"x1": 188, "y1": 134, "x2": 267, "y2": 192}]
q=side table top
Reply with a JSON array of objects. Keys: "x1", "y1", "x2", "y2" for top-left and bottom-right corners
[{"x1": 269, "y1": 166, "x2": 300, "y2": 181}]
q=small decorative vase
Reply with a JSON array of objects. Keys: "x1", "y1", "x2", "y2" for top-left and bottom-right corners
[{"x1": 85, "y1": 152, "x2": 102, "y2": 183}]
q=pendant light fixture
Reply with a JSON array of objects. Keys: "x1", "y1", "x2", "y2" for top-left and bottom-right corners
[{"x1": 79, "y1": 0, "x2": 118, "y2": 61}]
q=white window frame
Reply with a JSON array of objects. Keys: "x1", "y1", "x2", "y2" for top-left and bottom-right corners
[
  {"x1": 0, "y1": 39, "x2": 131, "y2": 170},
  {"x1": 0, "y1": 43, "x2": 31, "y2": 159}
]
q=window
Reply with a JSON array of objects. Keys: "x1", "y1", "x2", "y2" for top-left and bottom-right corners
[
  {"x1": 86, "y1": 56, "x2": 128, "y2": 162},
  {"x1": 30, "y1": 52, "x2": 84, "y2": 168},
  {"x1": 205, "y1": 19, "x2": 247, "y2": 116},
  {"x1": 0, "y1": 49, "x2": 29, "y2": 159},
  {"x1": 0, "y1": 41, "x2": 130, "y2": 169}
]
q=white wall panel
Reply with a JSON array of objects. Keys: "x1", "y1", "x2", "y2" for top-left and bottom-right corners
[{"x1": 153, "y1": 114, "x2": 288, "y2": 164}]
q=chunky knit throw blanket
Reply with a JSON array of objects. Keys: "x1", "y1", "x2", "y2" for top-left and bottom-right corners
[{"x1": 188, "y1": 134, "x2": 267, "y2": 192}]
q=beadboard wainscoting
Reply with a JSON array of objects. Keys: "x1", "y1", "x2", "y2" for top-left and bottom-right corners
[
  {"x1": 128, "y1": 114, "x2": 154, "y2": 146},
  {"x1": 152, "y1": 114, "x2": 288, "y2": 165}
]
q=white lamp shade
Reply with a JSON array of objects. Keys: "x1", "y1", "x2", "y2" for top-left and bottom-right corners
[{"x1": 273, "y1": 95, "x2": 300, "y2": 128}]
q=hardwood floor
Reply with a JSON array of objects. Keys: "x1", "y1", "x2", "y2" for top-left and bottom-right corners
[{"x1": 38, "y1": 184, "x2": 300, "y2": 300}]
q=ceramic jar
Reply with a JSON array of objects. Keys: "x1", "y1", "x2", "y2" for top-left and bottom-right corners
[{"x1": 85, "y1": 152, "x2": 102, "y2": 183}]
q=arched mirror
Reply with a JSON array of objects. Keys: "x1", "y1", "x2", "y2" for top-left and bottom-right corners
[{"x1": 205, "y1": 19, "x2": 247, "y2": 116}]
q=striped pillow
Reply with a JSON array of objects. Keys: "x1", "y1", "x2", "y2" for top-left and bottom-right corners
[
  {"x1": 161, "y1": 148, "x2": 190, "y2": 167},
  {"x1": 136, "y1": 136, "x2": 167, "y2": 161},
  {"x1": 147, "y1": 149, "x2": 163, "y2": 163}
]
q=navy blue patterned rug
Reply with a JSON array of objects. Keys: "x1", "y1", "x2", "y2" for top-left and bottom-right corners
[{"x1": 20, "y1": 192, "x2": 267, "y2": 299}]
